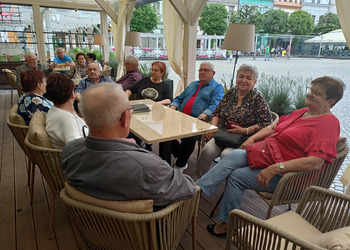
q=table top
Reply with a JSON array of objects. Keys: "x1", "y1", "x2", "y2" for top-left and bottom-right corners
[
  {"x1": 130, "y1": 99, "x2": 218, "y2": 144},
  {"x1": 53, "y1": 67, "x2": 70, "y2": 72}
]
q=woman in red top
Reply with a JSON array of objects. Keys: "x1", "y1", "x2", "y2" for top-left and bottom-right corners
[{"x1": 196, "y1": 76, "x2": 345, "y2": 238}]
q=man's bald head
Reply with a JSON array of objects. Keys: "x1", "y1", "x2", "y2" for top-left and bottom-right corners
[
  {"x1": 81, "y1": 82, "x2": 129, "y2": 130},
  {"x1": 25, "y1": 52, "x2": 38, "y2": 69}
]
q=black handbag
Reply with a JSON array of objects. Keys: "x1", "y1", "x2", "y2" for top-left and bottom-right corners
[
  {"x1": 214, "y1": 129, "x2": 248, "y2": 148},
  {"x1": 214, "y1": 92, "x2": 248, "y2": 148}
]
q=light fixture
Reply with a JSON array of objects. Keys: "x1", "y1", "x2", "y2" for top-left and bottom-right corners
[
  {"x1": 93, "y1": 34, "x2": 107, "y2": 60},
  {"x1": 125, "y1": 31, "x2": 142, "y2": 55},
  {"x1": 221, "y1": 23, "x2": 255, "y2": 87}
]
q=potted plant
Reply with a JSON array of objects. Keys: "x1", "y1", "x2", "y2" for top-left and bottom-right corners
[{"x1": 108, "y1": 52, "x2": 118, "y2": 79}]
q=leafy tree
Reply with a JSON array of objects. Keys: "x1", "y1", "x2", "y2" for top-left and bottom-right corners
[
  {"x1": 199, "y1": 4, "x2": 228, "y2": 35},
  {"x1": 130, "y1": 5, "x2": 160, "y2": 33},
  {"x1": 263, "y1": 9, "x2": 289, "y2": 34},
  {"x1": 230, "y1": 5, "x2": 265, "y2": 32},
  {"x1": 314, "y1": 13, "x2": 341, "y2": 34},
  {"x1": 288, "y1": 10, "x2": 314, "y2": 35}
]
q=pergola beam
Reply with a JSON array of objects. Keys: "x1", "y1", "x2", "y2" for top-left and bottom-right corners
[
  {"x1": 1, "y1": 0, "x2": 102, "y2": 11},
  {"x1": 168, "y1": 0, "x2": 189, "y2": 23},
  {"x1": 95, "y1": 0, "x2": 118, "y2": 24}
]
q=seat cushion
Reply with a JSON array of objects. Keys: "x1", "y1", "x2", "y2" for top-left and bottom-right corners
[
  {"x1": 267, "y1": 211, "x2": 322, "y2": 240},
  {"x1": 65, "y1": 182, "x2": 154, "y2": 213},
  {"x1": 9, "y1": 104, "x2": 26, "y2": 126},
  {"x1": 28, "y1": 111, "x2": 53, "y2": 148},
  {"x1": 309, "y1": 226, "x2": 350, "y2": 250}
]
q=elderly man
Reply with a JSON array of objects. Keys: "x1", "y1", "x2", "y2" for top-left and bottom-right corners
[
  {"x1": 61, "y1": 82, "x2": 196, "y2": 207},
  {"x1": 75, "y1": 62, "x2": 114, "y2": 102},
  {"x1": 116, "y1": 55, "x2": 142, "y2": 91},
  {"x1": 53, "y1": 48, "x2": 75, "y2": 73},
  {"x1": 15, "y1": 52, "x2": 56, "y2": 91},
  {"x1": 169, "y1": 62, "x2": 224, "y2": 172}
]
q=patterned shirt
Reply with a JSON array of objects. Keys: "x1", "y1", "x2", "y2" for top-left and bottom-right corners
[
  {"x1": 212, "y1": 87, "x2": 272, "y2": 130},
  {"x1": 66, "y1": 65, "x2": 88, "y2": 79},
  {"x1": 17, "y1": 93, "x2": 53, "y2": 125}
]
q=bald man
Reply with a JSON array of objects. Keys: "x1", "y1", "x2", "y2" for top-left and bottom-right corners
[
  {"x1": 16, "y1": 52, "x2": 56, "y2": 91},
  {"x1": 62, "y1": 82, "x2": 195, "y2": 207}
]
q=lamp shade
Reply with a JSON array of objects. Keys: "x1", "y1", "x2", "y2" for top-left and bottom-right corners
[
  {"x1": 125, "y1": 31, "x2": 142, "y2": 47},
  {"x1": 221, "y1": 23, "x2": 255, "y2": 52},
  {"x1": 93, "y1": 34, "x2": 107, "y2": 46}
]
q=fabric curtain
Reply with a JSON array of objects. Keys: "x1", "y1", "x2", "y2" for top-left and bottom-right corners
[
  {"x1": 163, "y1": 0, "x2": 185, "y2": 96},
  {"x1": 336, "y1": 0, "x2": 350, "y2": 47}
]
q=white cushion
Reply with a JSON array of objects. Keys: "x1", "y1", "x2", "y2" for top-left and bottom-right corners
[{"x1": 309, "y1": 226, "x2": 350, "y2": 250}]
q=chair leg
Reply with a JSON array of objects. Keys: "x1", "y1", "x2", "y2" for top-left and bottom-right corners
[
  {"x1": 48, "y1": 192, "x2": 56, "y2": 239},
  {"x1": 192, "y1": 217, "x2": 197, "y2": 250},
  {"x1": 11, "y1": 87, "x2": 13, "y2": 104},
  {"x1": 210, "y1": 193, "x2": 224, "y2": 217},
  {"x1": 266, "y1": 207, "x2": 273, "y2": 219},
  {"x1": 29, "y1": 161, "x2": 35, "y2": 204},
  {"x1": 26, "y1": 157, "x2": 30, "y2": 186},
  {"x1": 288, "y1": 203, "x2": 291, "y2": 211}
]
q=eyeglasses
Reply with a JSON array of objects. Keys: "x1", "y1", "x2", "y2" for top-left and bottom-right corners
[
  {"x1": 198, "y1": 69, "x2": 213, "y2": 72},
  {"x1": 306, "y1": 87, "x2": 327, "y2": 98},
  {"x1": 120, "y1": 107, "x2": 135, "y2": 120}
]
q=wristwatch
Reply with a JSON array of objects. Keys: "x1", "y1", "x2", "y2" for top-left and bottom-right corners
[{"x1": 279, "y1": 162, "x2": 285, "y2": 173}]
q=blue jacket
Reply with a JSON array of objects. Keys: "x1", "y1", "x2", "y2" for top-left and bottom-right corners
[{"x1": 170, "y1": 79, "x2": 224, "y2": 118}]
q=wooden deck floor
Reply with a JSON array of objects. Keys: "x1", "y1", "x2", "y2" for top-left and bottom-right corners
[{"x1": 0, "y1": 92, "x2": 295, "y2": 250}]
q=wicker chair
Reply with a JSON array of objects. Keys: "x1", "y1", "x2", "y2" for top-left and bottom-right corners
[
  {"x1": 226, "y1": 186, "x2": 350, "y2": 250},
  {"x1": 60, "y1": 186, "x2": 201, "y2": 250},
  {"x1": 24, "y1": 111, "x2": 63, "y2": 238},
  {"x1": 210, "y1": 138, "x2": 348, "y2": 219},
  {"x1": 2, "y1": 69, "x2": 22, "y2": 104},
  {"x1": 101, "y1": 66, "x2": 112, "y2": 77},
  {"x1": 6, "y1": 104, "x2": 37, "y2": 203}
]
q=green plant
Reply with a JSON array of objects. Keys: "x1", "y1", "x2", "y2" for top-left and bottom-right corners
[
  {"x1": 92, "y1": 49, "x2": 102, "y2": 61},
  {"x1": 12, "y1": 55, "x2": 21, "y2": 62},
  {"x1": 257, "y1": 73, "x2": 309, "y2": 115},
  {"x1": 108, "y1": 52, "x2": 118, "y2": 69},
  {"x1": 0, "y1": 56, "x2": 6, "y2": 62}
]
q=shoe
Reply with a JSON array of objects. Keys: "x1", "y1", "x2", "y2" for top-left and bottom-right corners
[
  {"x1": 206, "y1": 224, "x2": 227, "y2": 239},
  {"x1": 174, "y1": 163, "x2": 188, "y2": 173}
]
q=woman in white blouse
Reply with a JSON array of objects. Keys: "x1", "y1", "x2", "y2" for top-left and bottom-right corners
[{"x1": 45, "y1": 73, "x2": 87, "y2": 149}]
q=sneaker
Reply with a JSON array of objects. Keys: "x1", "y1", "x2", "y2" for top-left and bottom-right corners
[{"x1": 174, "y1": 163, "x2": 188, "y2": 173}]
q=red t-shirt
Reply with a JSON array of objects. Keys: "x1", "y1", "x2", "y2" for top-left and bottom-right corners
[
  {"x1": 274, "y1": 108, "x2": 339, "y2": 164},
  {"x1": 183, "y1": 84, "x2": 203, "y2": 116}
]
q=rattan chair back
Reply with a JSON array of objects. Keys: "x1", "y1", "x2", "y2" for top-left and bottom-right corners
[{"x1": 60, "y1": 186, "x2": 201, "y2": 250}]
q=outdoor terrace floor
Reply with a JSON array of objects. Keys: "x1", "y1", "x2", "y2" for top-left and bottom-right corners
[{"x1": 0, "y1": 92, "x2": 296, "y2": 250}]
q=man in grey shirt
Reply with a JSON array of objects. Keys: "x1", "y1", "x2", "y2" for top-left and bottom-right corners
[{"x1": 61, "y1": 82, "x2": 196, "y2": 207}]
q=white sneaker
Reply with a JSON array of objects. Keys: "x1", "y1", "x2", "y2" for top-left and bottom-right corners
[{"x1": 175, "y1": 163, "x2": 188, "y2": 173}]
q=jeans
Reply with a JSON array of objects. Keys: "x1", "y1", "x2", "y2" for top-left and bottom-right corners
[
  {"x1": 171, "y1": 136, "x2": 199, "y2": 167},
  {"x1": 197, "y1": 149, "x2": 282, "y2": 223}
]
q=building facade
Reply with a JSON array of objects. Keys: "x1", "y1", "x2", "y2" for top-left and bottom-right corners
[
  {"x1": 239, "y1": 0, "x2": 274, "y2": 13},
  {"x1": 274, "y1": 0, "x2": 302, "y2": 14},
  {"x1": 301, "y1": 0, "x2": 337, "y2": 25}
]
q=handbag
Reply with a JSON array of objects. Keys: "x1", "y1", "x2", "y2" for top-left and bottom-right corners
[
  {"x1": 245, "y1": 137, "x2": 283, "y2": 169},
  {"x1": 214, "y1": 91, "x2": 248, "y2": 148},
  {"x1": 214, "y1": 129, "x2": 248, "y2": 148}
]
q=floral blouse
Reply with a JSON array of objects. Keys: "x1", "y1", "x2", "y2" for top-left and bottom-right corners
[
  {"x1": 17, "y1": 93, "x2": 53, "y2": 125},
  {"x1": 212, "y1": 87, "x2": 272, "y2": 130},
  {"x1": 65, "y1": 65, "x2": 88, "y2": 79}
]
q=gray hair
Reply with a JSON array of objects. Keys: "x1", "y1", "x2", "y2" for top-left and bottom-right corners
[
  {"x1": 24, "y1": 52, "x2": 36, "y2": 61},
  {"x1": 200, "y1": 62, "x2": 215, "y2": 71},
  {"x1": 237, "y1": 64, "x2": 259, "y2": 80},
  {"x1": 56, "y1": 47, "x2": 65, "y2": 52},
  {"x1": 125, "y1": 55, "x2": 139, "y2": 66},
  {"x1": 81, "y1": 82, "x2": 129, "y2": 129}
]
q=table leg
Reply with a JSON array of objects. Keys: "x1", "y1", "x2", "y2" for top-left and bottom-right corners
[{"x1": 159, "y1": 141, "x2": 172, "y2": 165}]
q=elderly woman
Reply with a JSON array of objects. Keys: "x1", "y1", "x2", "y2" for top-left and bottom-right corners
[
  {"x1": 66, "y1": 52, "x2": 88, "y2": 80},
  {"x1": 125, "y1": 61, "x2": 172, "y2": 105},
  {"x1": 197, "y1": 76, "x2": 344, "y2": 238},
  {"x1": 45, "y1": 73, "x2": 87, "y2": 149},
  {"x1": 194, "y1": 64, "x2": 272, "y2": 179},
  {"x1": 17, "y1": 70, "x2": 52, "y2": 125}
]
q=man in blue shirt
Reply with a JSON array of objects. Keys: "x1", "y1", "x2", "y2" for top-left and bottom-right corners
[
  {"x1": 169, "y1": 62, "x2": 224, "y2": 171},
  {"x1": 53, "y1": 48, "x2": 75, "y2": 73}
]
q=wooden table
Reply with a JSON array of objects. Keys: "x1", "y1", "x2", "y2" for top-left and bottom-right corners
[{"x1": 130, "y1": 99, "x2": 218, "y2": 164}]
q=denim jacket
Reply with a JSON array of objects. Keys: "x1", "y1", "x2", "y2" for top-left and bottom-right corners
[{"x1": 170, "y1": 79, "x2": 224, "y2": 118}]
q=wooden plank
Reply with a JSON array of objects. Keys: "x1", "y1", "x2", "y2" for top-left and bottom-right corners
[
  {"x1": 13, "y1": 135, "x2": 37, "y2": 250},
  {"x1": 0, "y1": 94, "x2": 16, "y2": 250}
]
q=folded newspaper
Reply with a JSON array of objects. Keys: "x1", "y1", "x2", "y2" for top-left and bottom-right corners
[{"x1": 132, "y1": 104, "x2": 151, "y2": 113}]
